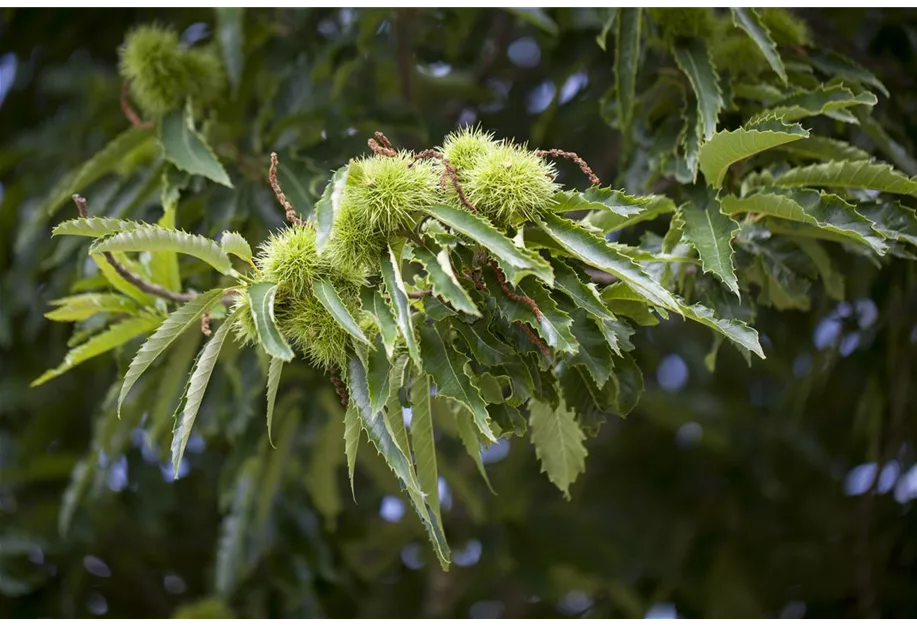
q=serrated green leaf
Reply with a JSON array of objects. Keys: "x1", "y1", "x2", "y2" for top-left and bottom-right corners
[
  {"x1": 31, "y1": 315, "x2": 163, "y2": 387},
  {"x1": 41, "y1": 126, "x2": 155, "y2": 215},
  {"x1": 858, "y1": 201, "x2": 917, "y2": 250},
  {"x1": 610, "y1": 352, "x2": 644, "y2": 415},
  {"x1": 722, "y1": 189, "x2": 888, "y2": 255},
  {"x1": 776, "y1": 136, "x2": 870, "y2": 163},
  {"x1": 380, "y1": 244, "x2": 421, "y2": 367},
  {"x1": 409, "y1": 374, "x2": 449, "y2": 565},
  {"x1": 247, "y1": 282, "x2": 295, "y2": 361},
  {"x1": 419, "y1": 322, "x2": 496, "y2": 442},
  {"x1": 538, "y1": 213, "x2": 680, "y2": 312},
  {"x1": 615, "y1": 8, "x2": 641, "y2": 132},
  {"x1": 412, "y1": 245, "x2": 480, "y2": 316},
  {"x1": 483, "y1": 268, "x2": 578, "y2": 355},
  {"x1": 568, "y1": 310, "x2": 614, "y2": 387},
  {"x1": 171, "y1": 309, "x2": 240, "y2": 477},
  {"x1": 698, "y1": 117, "x2": 809, "y2": 188},
  {"x1": 602, "y1": 286, "x2": 659, "y2": 326},
  {"x1": 315, "y1": 167, "x2": 349, "y2": 254},
  {"x1": 753, "y1": 85, "x2": 876, "y2": 123},
  {"x1": 312, "y1": 278, "x2": 371, "y2": 347},
  {"x1": 807, "y1": 49, "x2": 888, "y2": 97},
  {"x1": 265, "y1": 356, "x2": 283, "y2": 446},
  {"x1": 453, "y1": 320, "x2": 514, "y2": 367},
  {"x1": 742, "y1": 240, "x2": 813, "y2": 311},
  {"x1": 118, "y1": 288, "x2": 225, "y2": 417},
  {"x1": 220, "y1": 231, "x2": 253, "y2": 263},
  {"x1": 731, "y1": 8, "x2": 786, "y2": 84},
  {"x1": 90, "y1": 224, "x2": 233, "y2": 275},
  {"x1": 159, "y1": 109, "x2": 232, "y2": 188},
  {"x1": 362, "y1": 287, "x2": 398, "y2": 359},
  {"x1": 773, "y1": 160, "x2": 917, "y2": 198},
  {"x1": 52, "y1": 217, "x2": 142, "y2": 238},
  {"x1": 548, "y1": 258, "x2": 615, "y2": 322},
  {"x1": 363, "y1": 336, "x2": 391, "y2": 417},
  {"x1": 216, "y1": 7, "x2": 244, "y2": 90},
  {"x1": 151, "y1": 186, "x2": 182, "y2": 293},
  {"x1": 449, "y1": 400, "x2": 496, "y2": 494},
  {"x1": 147, "y1": 332, "x2": 201, "y2": 453},
  {"x1": 529, "y1": 399, "x2": 587, "y2": 499},
  {"x1": 422, "y1": 204, "x2": 554, "y2": 286},
  {"x1": 343, "y1": 404, "x2": 361, "y2": 500},
  {"x1": 680, "y1": 200, "x2": 740, "y2": 295},
  {"x1": 674, "y1": 105, "x2": 702, "y2": 184},
  {"x1": 673, "y1": 38, "x2": 723, "y2": 141},
  {"x1": 677, "y1": 298, "x2": 764, "y2": 359},
  {"x1": 45, "y1": 293, "x2": 138, "y2": 321}
]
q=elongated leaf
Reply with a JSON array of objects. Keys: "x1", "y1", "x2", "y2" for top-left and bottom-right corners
[
  {"x1": 442, "y1": 400, "x2": 494, "y2": 494},
  {"x1": 380, "y1": 244, "x2": 421, "y2": 367},
  {"x1": 118, "y1": 288, "x2": 225, "y2": 416},
  {"x1": 347, "y1": 355, "x2": 427, "y2": 506},
  {"x1": 52, "y1": 217, "x2": 142, "y2": 238},
  {"x1": 31, "y1": 315, "x2": 163, "y2": 387},
  {"x1": 777, "y1": 136, "x2": 870, "y2": 163},
  {"x1": 216, "y1": 7, "x2": 244, "y2": 89},
  {"x1": 548, "y1": 258, "x2": 615, "y2": 322},
  {"x1": 529, "y1": 399, "x2": 587, "y2": 499},
  {"x1": 45, "y1": 293, "x2": 138, "y2": 321},
  {"x1": 677, "y1": 298, "x2": 764, "y2": 359},
  {"x1": 731, "y1": 8, "x2": 786, "y2": 84},
  {"x1": 611, "y1": 352, "x2": 644, "y2": 415},
  {"x1": 568, "y1": 310, "x2": 614, "y2": 387},
  {"x1": 503, "y1": 7, "x2": 558, "y2": 35},
  {"x1": 247, "y1": 283, "x2": 295, "y2": 361},
  {"x1": 412, "y1": 245, "x2": 480, "y2": 316},
  {"x1": 673, "y1": 38, "x2": 722, "y2": 141},
  {"x1": 807, "y1": 49, "x2": 888, "y2": 97},
  {"x1": 91, "y1": 224, "x2": 233, "y2": 275},
  {"x1": 419, "y1": 322, "x2": 496, "y2": 442},
  {"x1": 858, "y1": 201, "x2": 917, "y2": 250},
  {"x1": 615, "y1": 8, "x2": 641, "y2": 132},
  {"x1": 312, "y1": 279, "x2": 371, "y2": 347},
  {"x1": 538, "y1": 213, "x2": 679, "y2": 312},
  {"x1": 453, "y1": 320, "x2": 514, "y2": 366},
  {"x1": 363, "y1": 336, "x2": 392, "y2": 417},
  {"x1": 362, "y1": 287, "x2": 398, "y2": 359},
  {"x1": 698, "y1": 117, "x2": 808, "y2": 188},
  {"x1": 89, "y1": 253, "x2": 154, "y2": 307},
  {"x1": 147, "y1": 332, "x2": 201, "y2": 452},
  {"x1": 680, "y1": 201, "x2": 740, "y2": 295},
  {"x1": 41, "y1": 126, "x2": 155, "y2": 215},
  {"x1": 483, "y1": 268, "x2": 578, "y2": 355},
  {"x1": 857, "y1": 113, "x2": 917, "y2": 176},
  {"x1": 171, "y1": 310, "x2": 240, "y2": 476},
  {"x1": 315, "y1": 167, "x2": 349, "y2": 254},
  {"x1": 422, "y1": 204, "x2": 553, "y2": 286},
  {"x1": 265, "y1": 356, "x2": 283, "y2": 446},
  {"x1": 553, "y1": 188, "x2": 674, "y2": 216},
  {"x1": 410, "y1": 376, "x2": 440, "y2": 520},
  {"x1": 753, "y1": 85, "x2": 876, "y2": 122},
  {"x1": 221, "y1": 231, "x2": 253, "y2": 263},
  {"x1": 343, "y1": 404, "x2": 361, "y2": 500},
  {"x1": 159, "y1": 109, "x2": 232, "y2": 188},
  {"x1": 151, "y1": 182, "x2": 182, "y2": 293},
  {"x1": 722, "y1": 189, "x2": 888, "y2": 255},
  {"x1": 774, "y1": 160, "x2": 917, "y2": 198}
]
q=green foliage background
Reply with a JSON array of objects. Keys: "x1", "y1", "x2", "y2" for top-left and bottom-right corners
[{"x1": 3, "y1": 7, "x2": 917, "y2": 618}]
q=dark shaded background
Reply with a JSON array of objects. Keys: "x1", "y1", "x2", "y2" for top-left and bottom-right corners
[{"x1": 2, "y1": 7, "x2": 917, "y2": 618}]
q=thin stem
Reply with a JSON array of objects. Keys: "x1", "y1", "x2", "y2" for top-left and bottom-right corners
[
  {"x1": 72, "y1": 194, "x2": 236, "y2": 308},
  {"x1": 535, "y1": 149, "x2": 601, "y2": 187},
  {"x1": 269, "y1": 153, "x2": 303, "y2": 225},
  {"x1": 120, "y1": 82, "x2": 152, "y2": 130}
]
